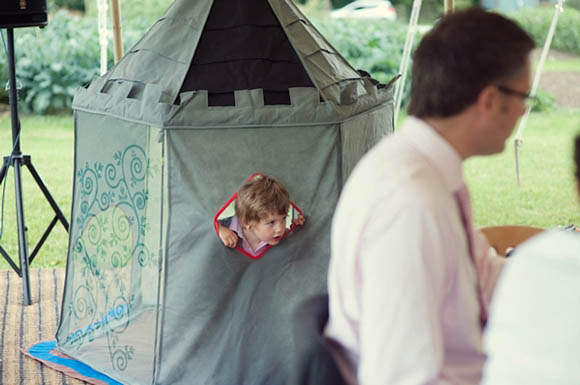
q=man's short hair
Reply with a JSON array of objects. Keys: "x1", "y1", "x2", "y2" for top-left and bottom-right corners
[
  {"x1": 235, "y1": 175, "x2": 290, "y2": 225},
  {"x1": 575, "y1": 135, "x2": 580, "y2": 180},
  {"x1": 408, "y1": 8, "x2": 535, "y2": 118}
]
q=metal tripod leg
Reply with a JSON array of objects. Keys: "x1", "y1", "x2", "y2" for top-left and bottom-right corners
[
  {"x1": 23, "y1": 156, "x2": 69, "y2": 262},
  {"x1": 0, "y1": 155, "x2": 33, "y2": 305},
  {"x1": 0, "y1": 158, "x2": 21, "y2": 274},
  {"x1": 0, "y1": 28, "x2": 70, "y2": 305}
]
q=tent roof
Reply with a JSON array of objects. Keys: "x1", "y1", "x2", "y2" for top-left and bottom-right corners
[{"x1": 73, "y1": 0, "x2": 393, "y2": 126}]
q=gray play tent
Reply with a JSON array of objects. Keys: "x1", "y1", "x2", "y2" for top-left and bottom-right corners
[{"x1": 56, "y1": 0, "x2": 394, "y2": 383}]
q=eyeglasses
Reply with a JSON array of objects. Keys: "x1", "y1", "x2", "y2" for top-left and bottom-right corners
[{"x1": 496, "y1": 85, "x2": 536, "y2": 109}]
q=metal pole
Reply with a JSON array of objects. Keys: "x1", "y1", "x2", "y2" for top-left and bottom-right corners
[
  {"x1": 111, "y1": 0, "x2": 124, "y2": 63},
  {"x1": 7, "y1": 29, "x2": 21, "y2": 156},
  {"x1": 6, "y1": 28, "x2": 31, "y2": 305},
  {"x1": 444, "y1": 0, "x2": 454, "y2": 14}
]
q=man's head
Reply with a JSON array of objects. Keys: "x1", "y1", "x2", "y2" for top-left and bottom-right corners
[
  {"x1": 408, "y1": 8, "x2": 535, "y2": 120},
  {"x1": 235, "y1": 175, "x2": 290, "y2": 226}
]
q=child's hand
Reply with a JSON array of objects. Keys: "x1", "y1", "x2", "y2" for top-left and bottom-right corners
[
  {"x1": 291, "y1": 214, "x2": 305, "y2": 227},
  {"x1": 218, "y1": 225, "x2": 238, "y2": 248}
]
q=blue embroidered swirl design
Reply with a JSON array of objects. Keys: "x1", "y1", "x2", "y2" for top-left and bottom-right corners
[{"x1": 63, "y1": 143, "x2": 157, "y2": 372}]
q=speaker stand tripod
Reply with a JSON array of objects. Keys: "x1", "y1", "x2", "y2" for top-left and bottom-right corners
[{"x1": 0, "y1": 28, "x2": 69, "y2": 306}]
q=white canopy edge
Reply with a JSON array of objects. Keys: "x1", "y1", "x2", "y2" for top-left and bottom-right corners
[
  {"x1": 97, "y1": 0, "x2": 124, "y2": 75},
  {"x1": 97, "y1": 0, "x2": 108, "y2": 75}
]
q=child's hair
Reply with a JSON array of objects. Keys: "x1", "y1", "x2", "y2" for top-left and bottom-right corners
[{"x1": 235, "y1": 175, "x2": 290, "y2": 225}]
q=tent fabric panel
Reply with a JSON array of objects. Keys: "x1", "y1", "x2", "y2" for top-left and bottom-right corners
[
  {"x1": 74, "y1": 80, "x2": 343, "y2": 127},
  {"x1": 129, "y1": 18, "x2": 200, "y2": 66},
  {"x1": 269, "y1": 0, "x2": 361, "y2": 85},
  {"x1": 103, "y1": 0, "x2": 213, "y2": 103},
  {"x1": 73, "y1": 79, "x2": 177, "y2": 127},
  {"x1": 57, "y1": 111, "x2": 165, "y2": 385},
  {"x1": 107, "y1": 49, "x2": 187, "y2": 102},
  {"x1": 324, "y1": 77, "x2": 394, "y2": 117},
  {"x1": 157, "y1": 125, "x2": 340, "y2": 384},
  {"x1": 340, "y1": 102, "x2": 394, "y2": 184},
  {"x1": 282, "y1": 19, "x2": 334, "y2": 57},
  {"x1": 167, "y1": 88, "x2": 341, "y2": 128},
  {"x1": 303, "y1": 51, "x2": 364, "y2": 91}
]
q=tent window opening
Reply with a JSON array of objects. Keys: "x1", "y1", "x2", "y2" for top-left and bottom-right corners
[
  {"x1": 213, "y1": 173, "x2": 304, "y2": 259},
  {"x1": 206, "y1": 90, "x2": 292, "y2": 107}
]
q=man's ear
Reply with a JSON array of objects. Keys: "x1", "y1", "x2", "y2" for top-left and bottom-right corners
[{"x1": 476, "y1": 85, "x2": 499, "y2": 115}]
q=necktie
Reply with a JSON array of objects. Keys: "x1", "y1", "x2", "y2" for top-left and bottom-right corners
[{"x1": 454, "y1": 184, "x2": 487, "y2": 327}]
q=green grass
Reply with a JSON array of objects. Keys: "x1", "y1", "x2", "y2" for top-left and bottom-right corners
[
  {"x1": 0, "y1": 114, "x2": 73, "y2": 269},
  {"x1": 0, "y1": 109, "x2": 579, "y2": 269},
  {"x1": 534, "y1": 58, "x2": 580, "y2": 72},
  {"x1": 465, "y1": 109, "x2": 580, "y2": 228}
]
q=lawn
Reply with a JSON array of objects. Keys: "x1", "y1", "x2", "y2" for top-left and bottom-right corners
[
  {"x1": 0, "y1": 114, "x2": 73, "y2": 269},
  {"x1": 0, "y1": 109, "x2": 579, "y2": 269},
  {"x1": 465, "y1": 109, "x2": 580, "y2": 227}
]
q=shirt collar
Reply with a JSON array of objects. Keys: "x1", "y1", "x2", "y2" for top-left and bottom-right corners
[
  {"x1": 229, "y1": 216, "x2": 269, "y2": 255},
  {"x1": 402, "y1": 116, "x2": 465, "y2": 193}
]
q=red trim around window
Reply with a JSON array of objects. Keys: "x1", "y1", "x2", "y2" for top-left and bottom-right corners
[{"x1": 213, "y1": 173, "x2": 304, "y2": 260}]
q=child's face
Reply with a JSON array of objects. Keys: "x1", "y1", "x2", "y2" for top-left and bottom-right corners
[{"x1": 246, "y1": 212, "x2": 287, "y2": 246}]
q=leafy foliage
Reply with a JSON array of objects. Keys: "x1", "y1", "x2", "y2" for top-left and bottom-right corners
[
  {"x1": 0, "y1": 11, "x2": 150, "y2": 114},
  {"x1": 510, "y1": 6, "x2": 580, "y2": 56},
  {"x1": 48, "y1": 0, "x2": 85, "y2": 12},
  {"x1": 84, "y1": 0, "x2": 173, "y2": 23},
  {"x1": 532, "y1": 88, "x2": 556, "y2": 113}
]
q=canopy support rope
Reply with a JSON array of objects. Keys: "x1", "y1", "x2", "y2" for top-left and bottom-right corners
[
  {"x1": 393, "y1": 0, "x2": 423, "y2": 125},
  {"x1": 514, "y1": 0, "x2": 565, "y2": 186}
]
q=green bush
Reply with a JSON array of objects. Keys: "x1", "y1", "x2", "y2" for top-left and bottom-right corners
[
  {"x1": 510, "y1": 6, "x2": 580, "y2": 55},
  {"x1": 532, "y1": 88, "x2": 556, "y2": 112},
  {"x1": 49, "y1": 0, "x2": 85, "y2": 12},
  {"x1": 85, "y1": 0, "x2": 173, "y2": 23},
  {"x1": 0, "y1": 12, "x2": 150, "y2": 114}
]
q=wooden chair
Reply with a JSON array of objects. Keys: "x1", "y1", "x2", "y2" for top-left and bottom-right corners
[{"x1": 478, "y1": 225, "x2": 544, "y2": 256}]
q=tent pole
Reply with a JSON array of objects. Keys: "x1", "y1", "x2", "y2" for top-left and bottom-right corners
[
  {"x1": 111, "y1": 0, "x2": 124, "y2": 63},
  {"x1": 513, "y1": 0, "x2": 564, "y2": 186},
  {"x1": 97, "y1": 0, "x2": 108, "y2": 74},
  {"x1": 393, "y1": 0, "x2": 423, "y2": 126},
  {"x1": 444, "y1": 0, "x2": 454, "y2": 14}
]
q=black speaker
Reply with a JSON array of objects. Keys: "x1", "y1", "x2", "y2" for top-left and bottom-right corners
[{"x1": 0, "y1": 0, "x2": 47, "y2": 29}]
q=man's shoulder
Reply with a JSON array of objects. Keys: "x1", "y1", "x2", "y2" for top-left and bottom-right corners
[
  {"x1": 348, "y1": 135, "x2": 447, "y2": 201},
  {"x1": 515, "y1": 230, "x2": 580, "y2": 261}
]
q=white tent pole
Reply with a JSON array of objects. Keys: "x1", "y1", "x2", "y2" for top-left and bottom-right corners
[
  {"x1": 97, "y1": 0, "x2": 109, "y2": 75},
  {"x1": 393, "y1": 0, "x2": 422, "y2": 126},
  {"x1": 111, "y1": 0, "x2": 124, "y2": 63},
  {"x1": 444, "y1": 0, "x2": 454, "y2": 14},
  {"x1": 514, "y1": 0, "x2": 565, "y2": 186}
]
